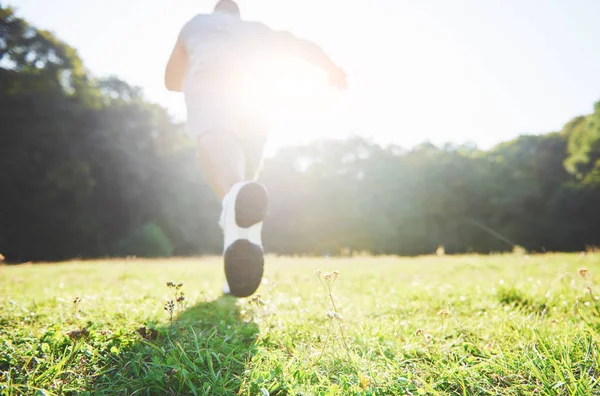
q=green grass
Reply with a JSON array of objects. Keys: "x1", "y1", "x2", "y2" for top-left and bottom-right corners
[{"x1": 2, "y1": 253, "x2": 600, "y2": 395}]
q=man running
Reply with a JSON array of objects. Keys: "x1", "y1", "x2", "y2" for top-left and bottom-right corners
[{"x1": 165, "y1": 0, "x2": 347, "y2": 298}]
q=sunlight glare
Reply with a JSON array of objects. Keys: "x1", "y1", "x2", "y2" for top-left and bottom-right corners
[{"x1": 240, "y1": 58, "x2": 346, "y2": 147}]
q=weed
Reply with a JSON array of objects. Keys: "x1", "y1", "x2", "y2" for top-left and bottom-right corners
[
  {"x1": 164, "y1": 299, "x2": 176, "y2": 329},
  {"x1": 73, "y1": 296, "x2": 82, "y2": 319},
  {"x1": 250, "y1": 294, "x2": 274, "y2": 331},
  {"x1": 315, "y1": 269, "x2": 351, "y2": 362},
  {"x1": 166, "y1": 281, "x2": 186, "y2": 319},
  {"x1": 578, "y1": 267, "x2": 600, "y2": 316}
]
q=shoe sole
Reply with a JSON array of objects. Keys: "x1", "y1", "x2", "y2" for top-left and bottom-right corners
[
  {"x1": 224, "y1": 239, "x2": 264, "y2": 297},
  {"x1": 235, "y1": 182, "x2": 268, "y2": 228},
  {"x1": 224, "y1": 182, "x2": 268, "y2": 298}
]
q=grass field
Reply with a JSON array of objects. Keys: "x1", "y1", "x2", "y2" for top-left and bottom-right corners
[{"x1": 1, "y1": 253, "x2": 600, "y2": 395}]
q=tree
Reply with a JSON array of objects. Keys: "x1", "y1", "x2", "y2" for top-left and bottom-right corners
[{"x1": 563, "y1": 102, "x2": 600, "y2": 185}]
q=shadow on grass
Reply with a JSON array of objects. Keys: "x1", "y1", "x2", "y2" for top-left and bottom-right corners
[{"x1": 93, "y1": 295, "x2": 259, "y2": 395}]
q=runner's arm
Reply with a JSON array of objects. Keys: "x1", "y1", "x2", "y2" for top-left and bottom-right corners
[
  {"x1": 272, "y1": 31, "x2": 347, "y2": 89},
  {"x1": 165, "y1": 34, "x2": 188, "y2": 92}
]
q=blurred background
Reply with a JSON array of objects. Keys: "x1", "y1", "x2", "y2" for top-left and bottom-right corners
[{"x1": 1, "y1": 0, "x2": 600, "y2": 262}]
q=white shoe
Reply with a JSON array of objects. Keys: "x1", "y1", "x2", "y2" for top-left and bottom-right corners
[
  {"x1": 223, "y1": 280, "x2": 231, "y2": 295},
  {"x1": 220, "y1": 181, "x2": 268, "y2": 297}
]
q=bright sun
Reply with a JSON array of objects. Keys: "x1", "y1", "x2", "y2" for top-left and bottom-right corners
[{"x1": 239, "y1": 58, "x2": 346, "y2": 147}]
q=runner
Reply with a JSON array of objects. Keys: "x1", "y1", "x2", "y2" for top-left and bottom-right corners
[{"x1": 165, "y1": 0, "x2": 347, "y2": 297}]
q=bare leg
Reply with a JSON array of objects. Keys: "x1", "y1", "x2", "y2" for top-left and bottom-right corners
[
  {"x1": 197, "y1": 133, "x2": 246, "y2": 200},
  {"x1": 197, "y1": 131, "x2": 268, "y2": 297},
  {"x1": 238, "y1": 131, "x2": 267, "y2": 181}
]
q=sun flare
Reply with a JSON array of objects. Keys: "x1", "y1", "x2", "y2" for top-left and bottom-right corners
[{"x1": 240, "y1": 58, "x2": 344, "y2": 146}]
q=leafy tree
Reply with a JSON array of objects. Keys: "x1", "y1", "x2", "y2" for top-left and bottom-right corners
[{"x1": 563, "y1": 102, "x2": 600, "y2": 185}]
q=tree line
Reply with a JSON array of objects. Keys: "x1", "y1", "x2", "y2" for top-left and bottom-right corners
[{"x1": 1, "y1": 6, "x2": 599, "y2": 262}]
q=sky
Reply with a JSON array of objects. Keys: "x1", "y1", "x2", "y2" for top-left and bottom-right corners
[{"x1": 8, "y1": 0, "x2": 600, "y2": 154}]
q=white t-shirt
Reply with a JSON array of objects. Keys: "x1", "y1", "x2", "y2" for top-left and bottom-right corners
[
  {"x1": 180, "y1": 11, "x2": 273, "y2": 94},
  {"x1": 179, "y1": 12, "x2": 275, "y2": 137}
]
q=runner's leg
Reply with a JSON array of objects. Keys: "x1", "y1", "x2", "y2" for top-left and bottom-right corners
[
  {"x1": 217, "y1": 124, "x2": 269, "y2": 297},
  {"x1": 196, "y1": 132, "x2": 246, "y2": 200},
  {"x1": 189, "y1": 89, "x2": 269, "y2": 297}
]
